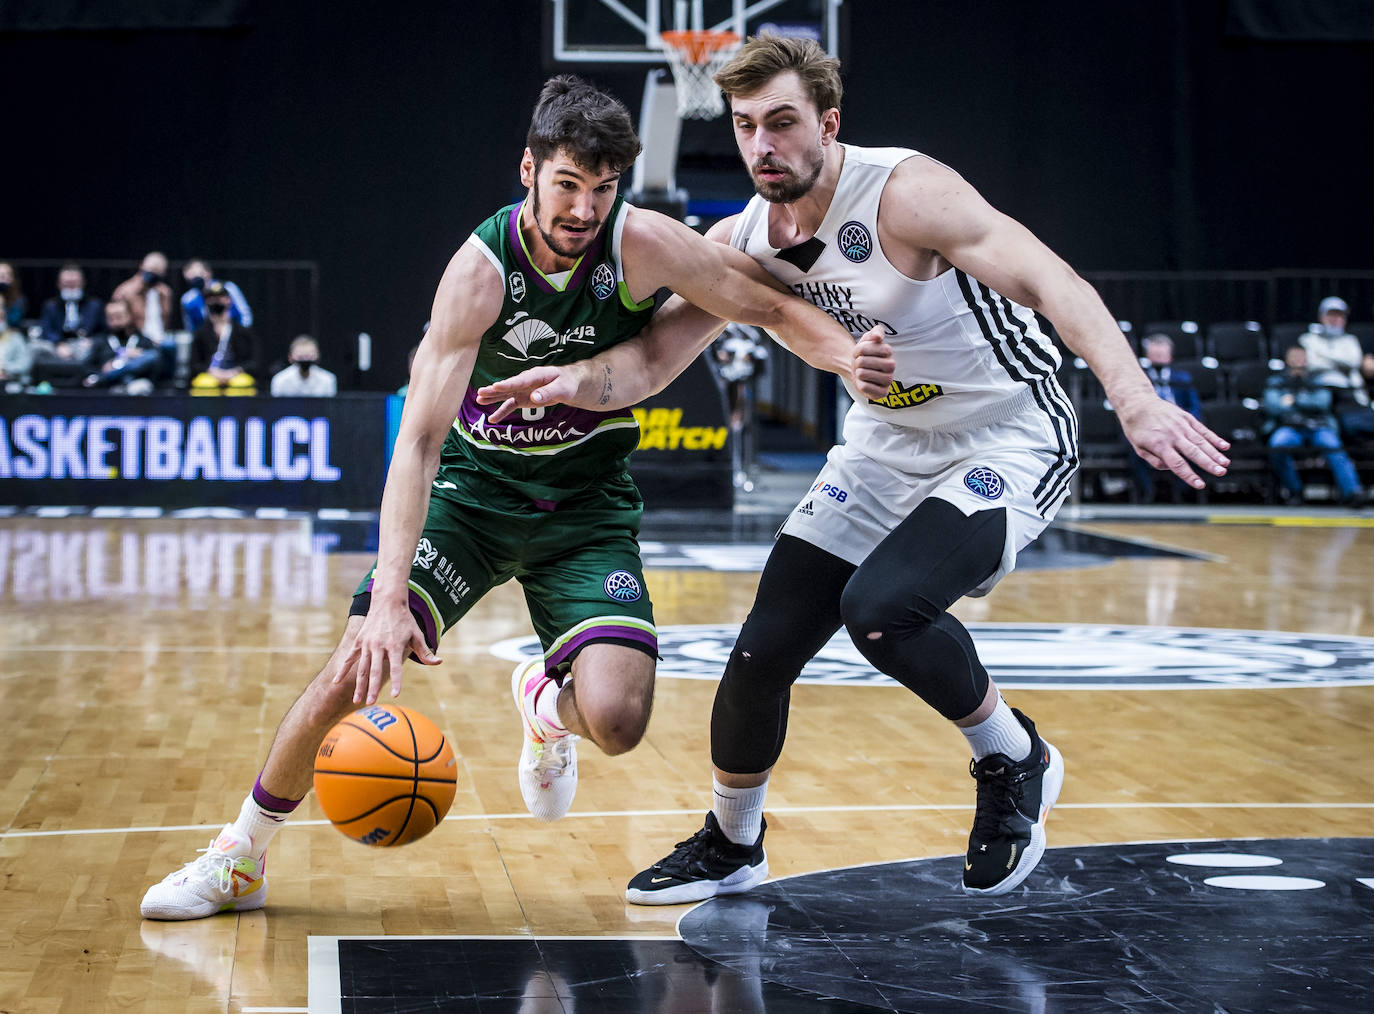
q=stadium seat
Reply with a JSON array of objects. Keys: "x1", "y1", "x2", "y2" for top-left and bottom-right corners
[
  {"x1": 1140, "y1": 320, "x2": 1202, "y2": 358},
  {"x1": 1174, "y1": 357, "x2": 1222, "y2": 402},
  {"x1": 1202, "y1": 399, "x2": 1273, "y2": 502},
  {"x1": 1225, "y1": 358, "x2": 1280, "y2": 401},
  {"x1": 1206, "y1": 320, "x2": 1267, "y2": 363},
  {"x1": 1269, "y1": 321, "x2": 1314, "y2": 354}
]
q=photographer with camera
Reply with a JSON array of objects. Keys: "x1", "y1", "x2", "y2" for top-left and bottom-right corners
[{"x1": 1264, "y1": 344, "x2": 1363, "y2": 506}]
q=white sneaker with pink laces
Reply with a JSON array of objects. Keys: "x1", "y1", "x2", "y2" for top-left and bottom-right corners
[
  {"x1": 140, "y1": 824, "x2": 267, "y2": 920},
  {"x1": 511, "y1": 660, "x2": 579, "y2": 822}
]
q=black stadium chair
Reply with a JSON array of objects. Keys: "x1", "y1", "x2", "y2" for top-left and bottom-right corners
[
  {"x1": 1206, "y1": 320, "x2": 1267, "y2": 363},
  {"x1": 1202, "y1": 399, "x2": 1273, "y2": 502},
  {"x1": 1348, "y1": 322, "x2": 1374, "y2": 356},
  {"x1": 1140, "y1": 320, "x2": 1203, "y2": 359},
  {"x1": 1174, "y1": 357, "x2": 1222, "y2": 402},
  {"x1": 1269, "y1": 321, "x2": 1314, "y2": 354},
  {"x1": 1225, "y1": 358, "x2": 1280, "y2": 401}
]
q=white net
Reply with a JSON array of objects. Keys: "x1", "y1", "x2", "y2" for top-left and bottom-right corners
[{"x1": 661, "y1": 30, "x2": 741, "y2": 120}]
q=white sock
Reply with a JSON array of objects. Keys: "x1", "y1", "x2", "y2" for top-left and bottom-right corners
[
  {"x1": 712, "y1": 775, "x2": 768, "y2": 846},
  {"x1": 533, "y1": 676, "x2": 568, "y2": 738},
  {"x1": 960, "y1": 698, "x2": 1032, "y2": 762},
  {"x1": 232, "y1": 793, "x2": 291, "y2": 860}
]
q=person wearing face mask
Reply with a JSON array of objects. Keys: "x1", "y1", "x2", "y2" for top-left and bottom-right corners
[
  {"x1": 0, "y1": 262, "x2": 28, "y2": 328},
  {"x1": 188, "y1": 281, "x2": 259, "y2": 395},
  {"x1": 1300, "y1": 296, "x2": 1374, "y2": 446},
  {"x1": 82, "y1": 297, "x2": 164, "y2": 391},
  {"x1": 110, "y1": 252, "x2": 174, "y2": 341},
  {"x1": 269, "y1": 334, "x2": 337, "y2": 397},
  {"x1": 180, "y1": 258, "x2": 253, "y2": 331},
  {"x1": 38, "y1": 262, "x2": 104, "y2": 346}
]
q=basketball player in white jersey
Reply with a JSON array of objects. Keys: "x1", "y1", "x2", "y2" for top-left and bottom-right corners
[{"x1": 477, "y1": 35, "x2": 1230, "y2": 902}]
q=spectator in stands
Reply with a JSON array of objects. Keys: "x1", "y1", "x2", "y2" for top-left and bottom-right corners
[
  {"x1": 1130, "y1": 333, "x2": 1203, "y2": 502},
  {"x1": 1264, "y1": 344, "x2": 1363, "y2": 506},
  {"x1": 39, "y1": 263, "x2": 103, "y2": 345},
  {"x1": 1297, "y1": 296, "x2": 1374, "y2": 446},
  {"x1": 189, "y1": 282, "x2": 259, "y2": 395},
  {"x1": 83, "y1": 297, "x2": 163, "y2": 392},
  {"x1": 0, "y1": 262, "x2": 27, "y2": 328},
  {"x1": 110, "y1": 251, "x2": 173, "y2": 341},
  {"x1": 180, "y1": 258, "x2": 253, "y2": 331},
  {"x1": 269, "y1": 334, "x2": 337, "y2": 396},
  {"x1": 0, "y1": 295, "x2": 33, "y2": 391}
]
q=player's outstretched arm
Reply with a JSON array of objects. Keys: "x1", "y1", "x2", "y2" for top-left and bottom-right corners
[
  {"x1": 477, "y1": 213, "x2": 893, "y2": 421},
  {"x1": 332, "y1": 241, "x2": 501, "y2": 704},
  {"x1": 884, "y1": 156, "x2": 1229, "y2": 489}
]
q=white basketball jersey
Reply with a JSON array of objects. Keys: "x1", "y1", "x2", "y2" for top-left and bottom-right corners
[{"x1": 730, "y1": 144, "x2": 1076, "y2": 470}]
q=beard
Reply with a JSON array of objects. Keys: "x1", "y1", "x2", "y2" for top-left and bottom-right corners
[
  {"x1": 530, "y1": 185, "x2": 600, "y2": 259},
  {"x1": 750, "y1": 145, "x2": 825, "y2": 204}
]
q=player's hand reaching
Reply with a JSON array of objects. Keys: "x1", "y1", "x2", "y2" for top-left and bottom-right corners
[
  {"x1": 852, "y1": 325, "x2": 894, "y2": 400},
  {"x1": 476, "y1": 366, "x2": 579, "y2": 423},
  {"x1": 332, "y1": 599, "x2": 442, "y2": 705},
  {"x1": 1115, "y1": 395, "x2": 1231, "y2": 490}
]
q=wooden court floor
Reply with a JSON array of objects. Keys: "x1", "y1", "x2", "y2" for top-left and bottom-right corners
[{"x1": 1, "y1": 513, "x2": 1372, "y2": 1011}]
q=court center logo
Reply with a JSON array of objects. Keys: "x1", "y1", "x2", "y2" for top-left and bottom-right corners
[
  {"x1": 491, "y1": 623, "x2": 1374, "y2": 689},
  {"x1": 964, "y1": 466, "x2": 1004, "y2": 499},
  {"x1": 838, "y1": 221, "x2": 873, "y2": 262},
  {"x1": 602, "y1": 570, "x2": 643, "y2": 603},
  {"x1": 591, "y1": 263, "x2": 616, "y2": 301}
]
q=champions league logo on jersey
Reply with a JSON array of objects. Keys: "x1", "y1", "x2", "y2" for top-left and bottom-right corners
[
  {"x1": 602, "y1": 570, "x2": 643, "y2": 602},
  {"x1": 492, "y1": 623, "x2": 1374, "y2": 689},
  {"x1": 964, "y1": 466, "x2": 1004, "y2": 499},
  {"x1": 838, "y1": 221, "x2": 873, "y2": 263},
  {"x1": 508, "y1": 271, "x2": 526, "y2": 303},
  {"x1": 591, "y1": 263, "x2": 616, "y2": 301}
]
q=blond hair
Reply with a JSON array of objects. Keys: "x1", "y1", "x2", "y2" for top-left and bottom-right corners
[{"x1": 713, "y1": 33, "x2": 842, "y2": 114}]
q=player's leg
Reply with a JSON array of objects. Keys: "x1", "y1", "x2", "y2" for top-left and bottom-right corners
[
  {"x1": 140, "y1": 616, "x2": 375, "y2": 920},
  {"x1": 838, "y1": 466, "x2": 1065, "y2": 895},
  {"x1": 626, "y1": 534, "x2": 854, "y2": 904},
  {"x1": 512, "y1": 493, "x2": 659, "y2": 821},
  {"x1": 142, "y1": 494, "x2": 499, "y2": 921}
]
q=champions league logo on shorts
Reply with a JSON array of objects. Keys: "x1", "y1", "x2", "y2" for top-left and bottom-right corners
[
  {"x1": 838, "y1": 221, "x2": 873, "y2": 263},
  {"x1": 602, "y1": 570, "x2": 643, "y2": 602},
  {"x1": 964, "y1": 466, "x2": 1004, "y2": 499},
  {"x1": 591, "y1": 263, "x2": 616, "y2": 301}
]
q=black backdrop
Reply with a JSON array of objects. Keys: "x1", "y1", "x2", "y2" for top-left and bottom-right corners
[{"x1": 3, "y1": 0, "x2": 1371, "y2": 389}]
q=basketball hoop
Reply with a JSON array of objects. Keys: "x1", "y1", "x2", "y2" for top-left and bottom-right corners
[{"x1": 660, "y1": 29, "x2": 740, "y2": 120}]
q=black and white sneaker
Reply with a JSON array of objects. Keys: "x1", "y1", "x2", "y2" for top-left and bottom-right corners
[
  {"x1": 963, "y1": 708, "x2": 1064, "y2": 895},
  {"x1": 626, "y1": 812, "x2": 769, "y2": 906}
]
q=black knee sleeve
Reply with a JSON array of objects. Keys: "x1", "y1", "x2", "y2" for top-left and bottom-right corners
[
  {"x1": 710, "y1": 536, "x2": 853, "y2": 774},
  {"x1": 839, "y1": 499, "x2": 1006, "y2": 720}
]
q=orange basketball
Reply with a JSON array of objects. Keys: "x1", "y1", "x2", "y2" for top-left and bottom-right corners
[{"x1": 313, "y1": 703, "x2": 457, "y2": 847}]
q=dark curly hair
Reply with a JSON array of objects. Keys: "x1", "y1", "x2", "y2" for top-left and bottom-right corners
[{"x1": 526, "y1": 75, "x2": 642, "y2": 174}]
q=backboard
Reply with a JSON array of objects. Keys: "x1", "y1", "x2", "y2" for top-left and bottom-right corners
[{"x1": 547, "y1": 0, "x2": 843, "y2": 64}]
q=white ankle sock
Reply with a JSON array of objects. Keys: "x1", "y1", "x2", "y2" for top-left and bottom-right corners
[
  {"x1": 960, "y1": 699, "x2": 1032, "y2": 762},
  {"x1": 712, "y1": 775, "x2": 768, "y2": 846},
  {"x1": 533, "y1": 675, "x2": 568, "y2": 737},
  {"x1": 232, "y1": 793, "x2": 291, "y2": 860}
]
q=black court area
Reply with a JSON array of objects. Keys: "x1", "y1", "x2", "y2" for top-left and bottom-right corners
[{"x1": 318, "y1": 837, "x2": 1373, "y2": 1013}]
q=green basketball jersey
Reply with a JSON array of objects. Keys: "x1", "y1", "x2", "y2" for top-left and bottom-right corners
[{"x1": 434, "y1": 196, "x2": 656, "y2": 508}]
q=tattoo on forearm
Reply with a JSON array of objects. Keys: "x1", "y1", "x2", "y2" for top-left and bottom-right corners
[{"x1": 598, "y1": 365, "x2": 612, "y2": 406}]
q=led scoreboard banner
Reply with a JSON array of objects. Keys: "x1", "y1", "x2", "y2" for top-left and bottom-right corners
[{"x1": 0, "y1": 394, "x2": 388, "y2": 510}]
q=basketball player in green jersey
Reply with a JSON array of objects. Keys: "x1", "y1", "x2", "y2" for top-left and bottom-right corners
[{"x1": 141, "y1": 74, "x2": 894, "y2": 921}]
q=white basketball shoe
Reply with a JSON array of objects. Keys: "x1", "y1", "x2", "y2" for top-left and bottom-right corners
[
  {"x1": 512, "y1": 660, "x2": 579, "y2": 822},
  {"x1": 140, "y1": 824, "x2": 267, "y2": 920}
]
